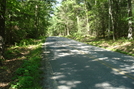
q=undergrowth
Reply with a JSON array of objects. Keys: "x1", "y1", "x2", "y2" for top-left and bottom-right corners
[
  {"x1": 86, "y1": 38, "x2": 134, "y2": 56},
  {"x1": 8, "y1": 37, "x2": 46, "y2": 89},
  {"x1": 66, "y1": 35, "x2": 134, "y2": 57}
]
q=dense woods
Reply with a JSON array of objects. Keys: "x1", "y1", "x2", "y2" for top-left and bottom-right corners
[
  {"x1": 1, "y1": 0, "x2": 134, "y2": 65},
  {"x1": 48, "y1": 0, "x2": 134, "y2": 41},
  {"x1": 0, "y1": 0, "x2": 134, "y2": 88},
  {"x1": 0, "y1": 0, "x2": 134, "y2": 65},
  {"x1": 0, "y1": 0, "x2": 55, "y2": 65}
]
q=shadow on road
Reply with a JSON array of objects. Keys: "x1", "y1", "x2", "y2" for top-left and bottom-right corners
[{"x1": 43, "y1": 37, "x2": 134, "y2": 89}]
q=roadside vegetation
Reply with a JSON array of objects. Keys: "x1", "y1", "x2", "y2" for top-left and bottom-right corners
[
  {"x1": 0, "y1": 0, "x2": 54, "y2": 88},
  {"x1": 47, "y1": 0, "x2": 134, "y2": 57},
  {"x1": 66, "y1": 35, "x2": 134, "y2": 57},
  {"x1": 0, "y1": 37, "x2": 45, "y2": 89},
  {"x1": 0, "y1": 0, "x2": 134, "y2": 88},
  {"x1": 87, "y1": 38, "x2": 134, "y2": 56}
]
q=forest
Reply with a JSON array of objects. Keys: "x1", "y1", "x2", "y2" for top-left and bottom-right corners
[
  {"x1": 0, "y1": 0, "x2": 54, "y2": 65},
  {"x1": 48, "y1": 0, "x2": 133, "y2": 40},
  {"x1": 0, "y1": 0, "x2": 134, "y2": 88},
  {"x1": 0, "y1": 0, "x2": 54, "y2": 88}
]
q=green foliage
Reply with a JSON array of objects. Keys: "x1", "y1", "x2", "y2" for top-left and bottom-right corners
[
  {"x1": 11, "y1": 58, "x2": 40, "y2": 88},
  {"x1": 48, "y1": 0, "x2": 132, "y2": 40},
  {"x1": 115, "y1": 49, "x2": 134, "y2": 56},
  {"x1": 84, "y1": 37, "x2": 134, "y2": 57},
  {"x1": 10, "y1": 38, "x2": 45, "y2": 89},
  {"x1": 0, "y1": 66, "x2": 8, "y2": 71},
  {"x1": 5, "y1": 0, "x2": 52, "y2": 44},
  {"x1": 4, "y1": 48, "x2": 21, "y2": 59},
  {"x1": 17, "y1": 38, "x2": 41, "y2": 46},
  {"x1": 11, "y1": 50, "x2": 42, "y2": 88}
]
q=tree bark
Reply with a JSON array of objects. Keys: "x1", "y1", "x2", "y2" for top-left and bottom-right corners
[
  {"x1": 127, "y1": 0, "x2": 133, "y2": 39},
  {"x1": 77, "y1": 16, "x2": 81, "y2": 34},
  {"x1": 84, "y1": 0, "x2": 89, "y2": 35},
  {"x1": 0, "y1": 0, "x2": 6, "y2": 66},
  {"x1": 109, "y1": 0, "x2": 115, "y2": 40}
]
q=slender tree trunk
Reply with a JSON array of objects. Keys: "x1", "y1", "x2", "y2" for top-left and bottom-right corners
[
  {"x1": 67, "y1": 27, "x2": 70, "y2": 35},
  {"x1": 66, "y1": 22, "x2": 70, "y2": 35},
  {"x1": 8, "y1": 8, "x2": 13, "y2": 44},
  {"x1": 84, "y1": 0, "x2": 89, "y2": 35},
  {"x1": 127, "y1": 0, "x2": 133, "y2": 39},
  {"x1": 0, "y1": 0, "x2": 6, "y2": 66},
  {"x1": 102, "y1": 17, "x2": 105, "y2": 38},
  {"x1": 108, "y1": 0, "x2": 111, "y2": 38},
  {"x1": 109, "y1": 0, "x2": 115, "y2": 40},
  {"x1": 34, "y1": 4, "x2": 38, "y2": 37},
  {"x1": 77, "y1": 16, "x2": 80, "y2": 34}
]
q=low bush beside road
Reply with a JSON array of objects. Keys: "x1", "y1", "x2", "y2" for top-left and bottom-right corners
[
  {"x1": 66, "y1": 35, "x2": 134, "y2": 57},
  {"x1": 0, "y1": 37, "x2": 46, "y2": 89}
]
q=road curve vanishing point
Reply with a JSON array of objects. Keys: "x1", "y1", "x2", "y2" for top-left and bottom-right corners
[{"x1": 43, "y1": 36, "x2": 134, "y2": 89}]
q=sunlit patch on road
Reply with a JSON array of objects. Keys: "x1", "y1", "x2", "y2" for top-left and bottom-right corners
[
  {"x1": 95, "y1": 82, "x2": 131, "y2": 89},
  {"x1": 43, "y1": 37, "x2": 134, "y2": 89}
]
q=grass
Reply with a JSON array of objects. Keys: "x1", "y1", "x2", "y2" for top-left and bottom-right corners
[
  {"x1": 0, "y1": 37, "x2": 46, "y2": 89},
  {"x1": 10, "y1": 46, "x2": 42, "y2": 89},
  {"x1": 67, "y1": 35, "x2": 134, "y2": 57},
  {"x1": 1, "y1": 35, "x2": 133, "y2": 88}
]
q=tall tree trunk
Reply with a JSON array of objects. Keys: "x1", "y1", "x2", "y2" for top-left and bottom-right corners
[
  {"x1": 34, "y1": 5, "x2": 38, "y2": 38},
  {"x1": 84, "y1": 0, "x2": 89, "y2": 35},
  {"x1": 108, "y1": 0, "x2": 111, "y2": 38},
  {"x1": 0, "y1": 0, "x2": 6, "y2": 66},
  {"x1": 109, "y1": 0, "x2": 115, "y2": 40},
  {"x1": 66, "y1": 22, "x2": 70, "y2": 35},
  {"x1": 77, "y1": 16, "x2": 81, "y2": 34},
  {"x1": 127, "y1": 0, "x2": 133, "y2": 39}
]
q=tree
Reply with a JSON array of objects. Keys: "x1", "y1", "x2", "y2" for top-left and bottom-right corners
[
  {"x1": 0, "y1": 0, "x2": 6, "y2": 65},
  {"x1": 0, "y1": 0, "x2": 54, "y2": 65},
  {"x1": 108, "y1": 0, "x2": 115, "y2": 40},
  {"x1": 49, "y1": 0, "x2": 133, "y2": 40},
  {"x1": 5, "y1": 0, "x2": 52, "y2": 44},
  {"x1": 127, "y1": 0, "x2": 133, "y2": 39}
]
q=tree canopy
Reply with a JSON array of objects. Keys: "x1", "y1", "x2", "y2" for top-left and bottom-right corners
[
  {"x1": 0, "y1": 0, "x2": 56, "y2": 65},
  {"x1": 48, "y1": 0, "x2": 134, "y2": 40},
  {"x1": 0, "y1": 0, "x2": 134, "y2": 65}
]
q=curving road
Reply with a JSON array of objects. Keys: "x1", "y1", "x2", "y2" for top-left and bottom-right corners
[{"x1": 42, "y1": 36, "x2": 134, "y2": 89}]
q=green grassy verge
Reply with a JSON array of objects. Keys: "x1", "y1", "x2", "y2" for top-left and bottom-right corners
[
  {"x1": 8, "y1": 37, "x2": 46, "y2": 89},
  {"x1": 66, "y1": 35, "x2": 134, "y2": 57}
]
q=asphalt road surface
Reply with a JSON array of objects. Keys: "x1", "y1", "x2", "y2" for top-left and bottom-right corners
[{"x1": 42, "y1": 36, "x2": 134, "y2": 89}]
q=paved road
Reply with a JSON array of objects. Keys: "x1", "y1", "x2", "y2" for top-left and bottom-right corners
[{"x1": 43, "y1": 36, "x2": 134, "y2": 89}]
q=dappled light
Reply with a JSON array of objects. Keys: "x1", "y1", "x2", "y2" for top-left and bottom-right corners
[
  {"x1": 0, "y1": 0, "x2": 133, "y2": 88},
  {"x1": 95, "y1": 82, "x2": 131, "y2": 89},
  {"x1": 43, "y1": 37, "x2": 134, "y2": 89},
  {"x1": 0, "y1": 38, "x2": 43, "y2": 89},
  {"x1": 0, "y1": 83, "x2": 9, "y2": 88}
]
